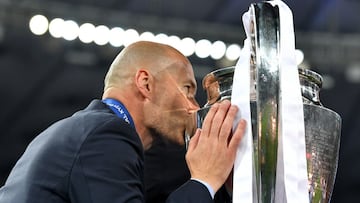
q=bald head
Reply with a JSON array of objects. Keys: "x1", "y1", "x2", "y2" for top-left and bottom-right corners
[
  {"x1": 102, "y1": 41, "x2": 198, "y2": 148},
  {"x1": 104, "y1": 41, "x2": 189, "y2": 91}
]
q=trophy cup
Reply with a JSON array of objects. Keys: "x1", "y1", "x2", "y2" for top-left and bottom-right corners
[{"x1": 195, "y1": 1, "x2": 341, "y2": 203}]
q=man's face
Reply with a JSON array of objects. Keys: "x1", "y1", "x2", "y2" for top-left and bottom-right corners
[{"x1": 145, "y1": 60, "x2": 199, "y2": 145}]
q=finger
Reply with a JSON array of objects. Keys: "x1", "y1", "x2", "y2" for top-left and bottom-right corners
[
  {"x1": 208, "y1": 100, "x2": 231, "y2": 139},
  {"x1": 218, "y1": 104, "x2": 238, "y2": 143},
  {"x1": 186, "y1": 128, "x2": 201, "y2": 153},
  {"x1": 200, "y1": 102, "x2": 219, "y2": 138},
  {"x1": 228, "y1": 119, "x2": 246, "y2": 150}
]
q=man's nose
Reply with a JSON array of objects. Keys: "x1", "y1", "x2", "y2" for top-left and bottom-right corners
[{"x1": 188, "y1": 98, "x2": 200, "y2": 112}]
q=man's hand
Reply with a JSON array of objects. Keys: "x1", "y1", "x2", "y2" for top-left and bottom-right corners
[{"x1": 185, "y1": 100, "x2": 246, "y2": 192}]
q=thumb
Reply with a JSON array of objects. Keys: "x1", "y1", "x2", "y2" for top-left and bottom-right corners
[{"x1": 186, "y1": 128, "x2": 201, "y2": 153}]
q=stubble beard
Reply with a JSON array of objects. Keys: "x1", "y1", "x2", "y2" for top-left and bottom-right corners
[{"x1": 148, "y1": 124, "x2": 185, "y2": 147}]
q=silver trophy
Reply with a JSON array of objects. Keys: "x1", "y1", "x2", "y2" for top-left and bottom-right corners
[{"x1": 195, "y1": 2, "x2": 341, "y2": 203}]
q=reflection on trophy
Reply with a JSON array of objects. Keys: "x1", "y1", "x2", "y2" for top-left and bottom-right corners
[
  {"x1": 196, "y1": 66, "x2": 341, "y2": 203},
  {"x1": 195, "y1": 1, "x2": 341, "y2": 203}
]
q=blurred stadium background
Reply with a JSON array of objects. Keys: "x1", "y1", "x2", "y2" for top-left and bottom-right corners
[{"x1": 0, "y1": 0, "x2": 359, "y2": 202}]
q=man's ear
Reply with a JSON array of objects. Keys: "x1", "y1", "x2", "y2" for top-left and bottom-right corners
[{"x1": 135, "y1": 69, "x2": 153, "y2": 98}]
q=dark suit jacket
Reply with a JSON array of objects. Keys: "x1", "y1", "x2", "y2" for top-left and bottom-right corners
[{"x1": 0, "y1": 100, "x2": 212, "y2": 203}]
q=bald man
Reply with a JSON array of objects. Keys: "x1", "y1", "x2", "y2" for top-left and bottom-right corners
[{"x1": 0, "y1": 41, "x2": 246, "y2": 203}]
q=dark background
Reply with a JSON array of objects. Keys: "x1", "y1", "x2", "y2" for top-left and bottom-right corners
[{"x1": 1, "y1": 0, "x2": 359, "y2": 202}]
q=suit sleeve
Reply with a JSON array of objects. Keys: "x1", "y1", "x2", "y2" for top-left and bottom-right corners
[
  {"x1": 166, "y1": 180, "x2": 213, "y2": 203},
  {"x1": 68, "y1": 121, "x2": 145, "y2": 203},
  {"x1": 67, "y1": 119, "x2": 214, "y2": 203}
]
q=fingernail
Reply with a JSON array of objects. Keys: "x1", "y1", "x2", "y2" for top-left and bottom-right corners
[
  {"x1": 223, "y1": 99, "x2": 230, "y2": 103},
  {"x1": 241, "y1": 119, "x2": 247, "y2": 125},
  {"x1": 231, "y1": 105, "x2": 238, "y2": 111}
]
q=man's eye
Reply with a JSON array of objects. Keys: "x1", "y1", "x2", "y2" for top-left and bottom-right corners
[
  {"x1": 185, "y1": 85, "x2": 191, "y2": 93},
  {"x1": 184, "y1": 86, "x2": 191, "y2": 93}
]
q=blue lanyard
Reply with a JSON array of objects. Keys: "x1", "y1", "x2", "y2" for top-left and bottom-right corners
[{"x1": 102, "y1": 98, "x2": 135, "y2": 129}]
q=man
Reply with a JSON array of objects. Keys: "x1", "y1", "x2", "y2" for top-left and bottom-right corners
[{"x1": 0, "y1": 41, "x2": 246, "y2": 202}]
